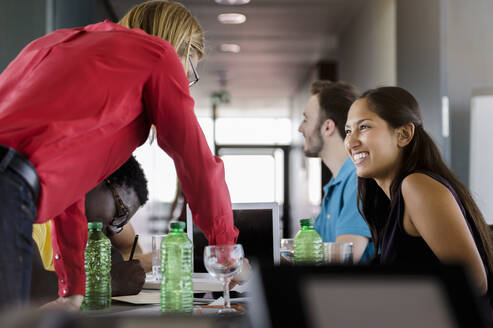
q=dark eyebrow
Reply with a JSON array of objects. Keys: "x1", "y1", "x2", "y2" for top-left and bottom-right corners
[{"x1": 345, "y1": 118, "x2": 373, "y2": 128}]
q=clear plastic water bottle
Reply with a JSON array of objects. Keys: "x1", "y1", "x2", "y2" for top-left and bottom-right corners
[
  {"x1": 160, "y1": 222, "x2": 193, "y2": 313},
  {"x1": 294, "y1": 218, "x2": 323, "y2": 265},
  {"x1": 81, "y1": 222, "x2": 111, "y2": 310}
]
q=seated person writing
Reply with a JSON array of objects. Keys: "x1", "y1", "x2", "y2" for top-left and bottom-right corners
[
  {"x1": 31, "y1": 156, "x2": 149, "y2": 303},
  {"x1": 111, "y1": 223, "x2": 152, "y2": 272}
]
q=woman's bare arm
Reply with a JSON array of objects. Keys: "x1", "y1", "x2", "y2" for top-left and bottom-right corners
[{"x1": 401, "y1": 173, "x2": 487, "y2": 294}]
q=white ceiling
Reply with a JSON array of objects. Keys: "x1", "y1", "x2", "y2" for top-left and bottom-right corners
[{"x1": 109, "y1": 0, "x2": 365, "y2": 115}]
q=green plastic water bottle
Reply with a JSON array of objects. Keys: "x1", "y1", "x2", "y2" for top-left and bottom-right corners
[
  {"x1": 81, "y1": 222, "x2": 111, "y2": 310},
  {"x1": 294, "y1": 218, "x2": 323, "y2": 264},
  {"x1": 160, "y1": 222, "x2": 193, "y2": 313}
]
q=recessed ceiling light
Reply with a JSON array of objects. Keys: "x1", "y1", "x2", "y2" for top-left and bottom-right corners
[
  {"x1": 214, "y1": 0, "x2": 250, "y2": 4},
  {"x1": 217, "y1": 13, "x2": 247, "y2": 24},
  {"x1": 220, "y1": 43, "x2": 241, "y2": 53}
]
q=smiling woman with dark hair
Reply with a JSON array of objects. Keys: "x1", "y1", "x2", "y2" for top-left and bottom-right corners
[{"x1": 344, "y1": 86, "x2": 493, "y2": 309}]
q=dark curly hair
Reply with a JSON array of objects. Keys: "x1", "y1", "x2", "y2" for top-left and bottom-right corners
[{"x1": 108, "y1": 156, "x2": 148, "y2": 206}]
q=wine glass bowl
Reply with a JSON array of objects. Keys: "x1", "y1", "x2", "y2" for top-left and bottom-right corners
[
  {"x1": 204, "y1": 257, "x2": 243, "y2": 279},
  {"x1": 204, "y1": 244, "x2": 244, "y2": 312},
  {"x1": 280, "y1": 238, "x2": 294, "y2": 263}
]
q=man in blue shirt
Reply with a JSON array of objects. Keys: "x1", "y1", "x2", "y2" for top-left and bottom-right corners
[{"x1": 298, "y1": 81, "x2": 373, "y2": 263}]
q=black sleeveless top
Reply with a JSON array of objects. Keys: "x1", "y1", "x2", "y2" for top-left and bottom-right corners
[{"x1": 379, "y1": 171, "x2": 493, "y2": 309}]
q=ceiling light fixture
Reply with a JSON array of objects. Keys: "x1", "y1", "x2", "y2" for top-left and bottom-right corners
[
  {"x1": 214, "y1": 0, "x2": 250, "y2": 4},
  {"x1": 217, "y1": 13, "x2": 247, "y2": 24},
  {"x1": 220, "y1": 43, "x2": 241, "y2": 53}
]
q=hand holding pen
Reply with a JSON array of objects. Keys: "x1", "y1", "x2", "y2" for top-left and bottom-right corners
[{"x1": 111, "y1": 234, "x2": 146, "y2": 296}]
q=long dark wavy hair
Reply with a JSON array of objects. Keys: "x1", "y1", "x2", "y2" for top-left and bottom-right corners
[{"x1": 357, "y1": 86, "x2": 493, "y2": 274}]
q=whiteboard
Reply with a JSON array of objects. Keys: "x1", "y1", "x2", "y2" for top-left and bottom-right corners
[{"x1": 470, "y1": 93, "x2": 493, "y2": 224}]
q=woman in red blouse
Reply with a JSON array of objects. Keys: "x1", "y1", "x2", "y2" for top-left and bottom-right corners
[{"x1": 0, "y1": 0, "x2": 238, "y2": 311}]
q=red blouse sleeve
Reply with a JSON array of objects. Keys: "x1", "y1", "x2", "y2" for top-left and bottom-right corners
[
  {"x1": 143, "y1": 47, "x2": 238, "y2": 245},
  {"x1": 51, "y1": 199, "x2": 87, "y2": 297}
]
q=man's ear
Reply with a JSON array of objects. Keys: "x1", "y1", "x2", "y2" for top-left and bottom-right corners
[
  {"x1": 321, "y1": 118, "x2": 337, "y2": 138},
  {"x1": 397, "y1": 123, "x2": 415, "y2": 147}
]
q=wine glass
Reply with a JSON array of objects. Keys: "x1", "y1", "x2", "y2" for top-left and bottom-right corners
[
  {"x1": 203, "y1": 244, "x2": 244, "y2": 313},
  {"x1": 280, "y1": 238, "x2": 294, "y2": 264}
]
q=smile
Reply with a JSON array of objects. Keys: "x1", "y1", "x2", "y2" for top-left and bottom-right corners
[{"x1": 352, "y1": 152, "x2": 368, "y2": 164}]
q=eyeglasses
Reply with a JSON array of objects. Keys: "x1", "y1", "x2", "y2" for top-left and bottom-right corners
[
  {"x1": 188, "y1": 55, "x2": 200, "y2": 87},
  {"x1": 105, "y1": 179, "x2": 129, "y2": 234}
]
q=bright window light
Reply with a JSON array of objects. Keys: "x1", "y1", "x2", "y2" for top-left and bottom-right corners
[
  {"x1": 133, "y1": 140, "x2": 177, "y2": 203},
  {"x1": 274, "y1": 149, "x2": 284, "y2": 204},
  {"x1": 215, "y1": 118, "x2": 292, "y2": 145},
  {"x1": 221, "y1": 154, "x2": 277, "y2": 203},
  {"x1": 308, "y1": 158, "x2": 322, "y2": 205},
  {"x1": 133, "y1": 117, "x2": 213, "y2": 204},
  {"x1": 133, "y1": 117, "x2": 288, "y2": 204},
  {"x1": 197, "y1": 117, "x2": 214, "y2": 153}
]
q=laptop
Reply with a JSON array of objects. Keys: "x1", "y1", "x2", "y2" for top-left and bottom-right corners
[{"x1": 187, "y1": 202, "x2": 280, "y2": 272}]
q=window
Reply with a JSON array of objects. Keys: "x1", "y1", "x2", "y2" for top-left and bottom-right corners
[
  {"x1": 133, "y1": 117, "x2": 214, "y2": 202},
  {"x1": 133, "y1": 117, "x2": 290, "y2": 203},
  {"x1": 216, "y1": 118, "x2": 291, "y2": 145},
  {"x1": 219, "y1": 148, "x2": 284, "y2": 203},
  {"x1": 308, "y1": 158, "x2": 322, "y2": 205},
  {"x1": 133, "y1": 140, "x2": 177, "y2": 202}
]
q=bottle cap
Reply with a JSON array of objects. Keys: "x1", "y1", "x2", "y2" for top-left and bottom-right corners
[
  {"x1": 170, "y1": 222, "x2": 186, "y2": 230},
  {"x1": 88, "y1": 222, "x2": 103, "y2": 230},
  {"x1": 300, "y1": 218, "x2": 314, "y2": 227}
]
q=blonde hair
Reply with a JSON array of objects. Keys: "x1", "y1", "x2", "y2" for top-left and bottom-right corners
[{"x1": 118, "y1": 0, "x2": 204, "y2": 73}]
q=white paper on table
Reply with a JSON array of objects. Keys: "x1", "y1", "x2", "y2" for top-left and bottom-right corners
[
  {"x1": 110, "y1": 294, "x2": 221, "y2": 316},
  {"x1": 208, "y1": 297, "x2": 224, "y2": 306},
  {"x1": 112, "y1": 290, "x2": 160, "y2": 304},
  {"x1": 112, "y1": 291, "x2": 249, "y2": 306},
  {"x1": 143, "y1": 272, "x2": 247, "y2": 293}
]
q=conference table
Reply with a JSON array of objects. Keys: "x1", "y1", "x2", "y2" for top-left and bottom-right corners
[{"x1": 91, "y1": 272, "x2": 251, "y2": 326}]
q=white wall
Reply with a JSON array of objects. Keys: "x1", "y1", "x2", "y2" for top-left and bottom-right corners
[
  {"x1": 469, "y1": 93, "x2": 493, "y2": 224},
  {"x1": 446, "y1": 0, "x2": 493, "y2": 186},
  {"x1": 396, "y1": 0, "x2": 449, "y2": 164},
  {"x1": 338, "y1": 0, "x2": 397, "y2": 92},
  {"x1": 335, "y1": 0, "x2": 493, "y2": 192}
]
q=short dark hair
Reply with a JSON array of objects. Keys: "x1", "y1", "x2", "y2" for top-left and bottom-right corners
[
  {"x1": 108, "y1": 156, "x2": 148, "y2": 206},
  {"x1": 310, "y1": 80, "x2": 358, "y2": 139}
]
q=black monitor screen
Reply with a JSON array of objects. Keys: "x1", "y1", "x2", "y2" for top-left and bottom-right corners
[{"x1": 192, "y1": 208, "x2": 275, "y2": 272}]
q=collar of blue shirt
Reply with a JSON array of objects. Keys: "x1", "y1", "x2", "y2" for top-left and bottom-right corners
[{"x1": 323, "y1": 157, "x2": 355, "y2": 192}]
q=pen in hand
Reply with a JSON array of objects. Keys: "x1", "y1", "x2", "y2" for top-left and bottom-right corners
[{"x1": 129, "y1": 234, "x2": 139, "y2": 262}]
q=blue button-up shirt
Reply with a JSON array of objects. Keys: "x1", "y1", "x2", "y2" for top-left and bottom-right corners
[{"x1": 314, "y1": 157, "x2": 374, "y2": 263}]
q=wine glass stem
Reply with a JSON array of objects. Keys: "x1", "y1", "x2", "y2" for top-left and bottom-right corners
[{"x1": 223, "y1": 278, "x2": 231, "y2": 309}]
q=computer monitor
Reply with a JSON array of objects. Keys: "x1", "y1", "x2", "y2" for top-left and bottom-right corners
[
  {"x1": 247, "y1": 263, "x2": 491, "y2": 328},
  {"x1": 187, "y1": 202, "x2": 280, "y2": 272}
]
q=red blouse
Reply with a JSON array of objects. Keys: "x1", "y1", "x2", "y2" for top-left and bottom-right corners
[{"x1": 0, "y1": 21, "x2": 238, "y2": 297}]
